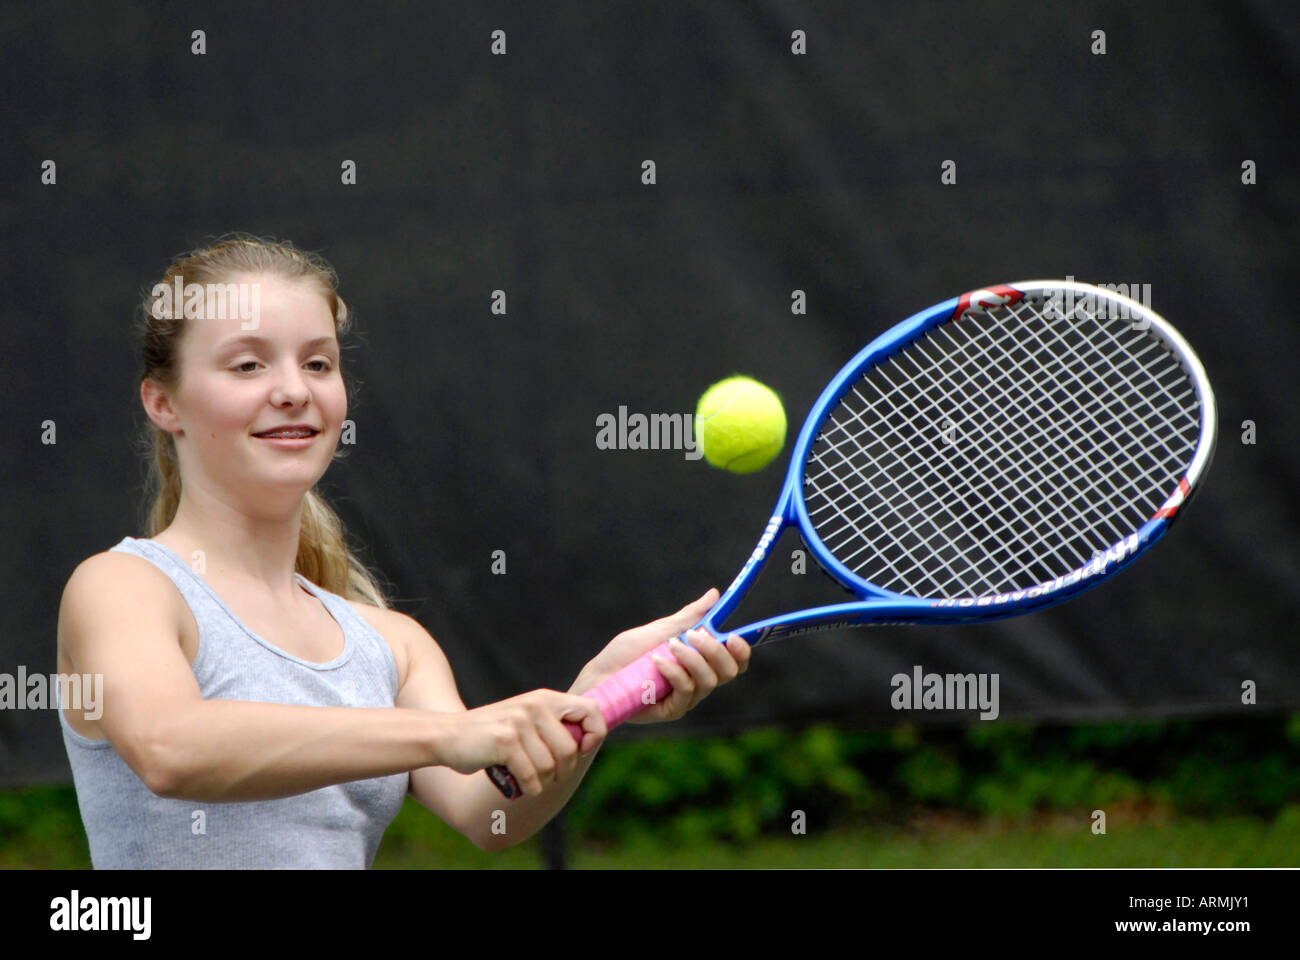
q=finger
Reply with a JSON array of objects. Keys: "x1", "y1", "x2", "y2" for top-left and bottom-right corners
[
  {"x1": 685, "y1": 627, "x2": 739, "y2": 684},
  {"x1": 503, "y1": 745, "x2": 541, "y2": 798},
  {"x1": 651, "y1": 649, "x2": 696, "y2": 715},
  {"x1": 662, "y1": 588, "x2": 720, "y2": 634},
  {"x1": 665, "y1": 637, "x2": 714, "y2": 710},
  {"x1": 536, "y1": 716, "x2": 581, "y2": 782},
  {"x1": 563, "y1": 696, "x2": 608, "y2": 753},
  {"x1": 538, "y1": 692, "x2": 598, "y2": 764},
  {"x1": 674, "y1": 633, "x2": 720, "y2": 710},
  {"x1": 517, "y1": 725, "x2": 558, "y2": 790},
  {"x1": 726, "y1": 634, "x2": 752, "y2": 674}
]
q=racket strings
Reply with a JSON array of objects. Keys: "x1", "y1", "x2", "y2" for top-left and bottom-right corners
[
  {"x1": 874, "y1": 314, "x2": 1192, "y2": 596},
  {"x1": 821, "y1": 369, "x2": 1057, "y2": 591},
  {"x1": 1012, "y1": 301, "x2": 1194, "y2": 475},
  {"x1": 835, "y1": 348, "x2": 1100, "y2": 586},
  {"x1": 803, "y1": 292, "x2": 1202, "y2": 598},
  {"x1": 919, "y1": 312, "x2": 1191, "y2": 591},
  {"x1": 811, "y1": 325, "x2": 1164, "y2": 589},
  {"x1": 926, "y1": 311, "x2": 1194, "y2": 540},
  {"x1": 854, "y1": 303, "x2": 1194, "y2": 594}
]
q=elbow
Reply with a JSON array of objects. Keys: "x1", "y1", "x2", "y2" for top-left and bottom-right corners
[
  {"x1": 143, "y1": 763, "x2": 179, "y2": 799},
  {"x1": 134, "y1": 723, "x2": 188, "y2": 799}
]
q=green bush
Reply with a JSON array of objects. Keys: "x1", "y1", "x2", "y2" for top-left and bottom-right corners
[
  {"x1": 0, "y1": 785, "x2": 91, "y2": 869},
  {"x1": 567, "y1": 713, "x2": 1300, "y2": 843}
]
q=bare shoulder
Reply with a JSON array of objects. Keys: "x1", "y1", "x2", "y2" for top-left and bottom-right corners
[
  {"x1": 345, "y1": 599, "x2": 417, "y2": 643},
  {"x1": 58, "y1": 550, "x2": 187, "y2": 740},
  {"x1": 345, "y1": 602, "x2": 462, "y2": 712},
  {"x1": 345, "y1": 600, "x2": 422, "y2": 686},
  {"x1": 343, "y1": 601, "x2": 454, "y2": 694},
  {"x1": 60, "y1": 551, "x2": 183, "y2": 646}
]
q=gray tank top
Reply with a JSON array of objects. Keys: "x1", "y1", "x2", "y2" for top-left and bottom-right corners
[{"x1": 60, "y1": 537, "x2": 410, "y2": 869}]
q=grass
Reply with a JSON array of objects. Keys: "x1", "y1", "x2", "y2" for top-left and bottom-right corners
[
  {"x1": 376, "y1": 798, "x2": 1300, "y2": 869},
  {"x1": 569, "y1": 812, "x2": 1300, "y2": 869},
  {"x1": 7, "y1": 786, "x2": 1299, "y2": 870}
]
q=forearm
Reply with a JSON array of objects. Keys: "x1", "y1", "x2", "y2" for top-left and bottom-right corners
[
  {"x1": 454, "y1": 669, "x2": 607, "y2": 851},
  {"x1": 151, "y1": 700, "x2": 440, "y2": 802},
  {"x1": 459, "y1": 741, "x2": 602, "y2": 851}
]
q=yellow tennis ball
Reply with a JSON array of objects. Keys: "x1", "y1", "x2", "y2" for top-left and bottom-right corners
[{"x1": 695, "y1": 376, "x2": 787, "y2": 474}]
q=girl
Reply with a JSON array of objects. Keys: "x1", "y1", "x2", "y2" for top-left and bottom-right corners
[{"x1": 57, "y1": 236, "x2": 749, "y2": 868}]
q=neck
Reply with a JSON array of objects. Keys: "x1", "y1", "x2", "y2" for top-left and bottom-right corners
[{"x1": 154, "y1": 496, "x2": 307, "y2": 601}]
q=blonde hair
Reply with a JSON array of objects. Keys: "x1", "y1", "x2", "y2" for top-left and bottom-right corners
[{"x1": 134, "y1": 234, "x2": 392, "y2": 608}]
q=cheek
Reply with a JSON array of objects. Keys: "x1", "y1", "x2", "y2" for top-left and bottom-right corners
[
  {"x1": 195, "y1": 379, "x2": 263, "y2": 431},
  {"x1": 324, "y1": 380, "x2": 348, "y2": 421}
]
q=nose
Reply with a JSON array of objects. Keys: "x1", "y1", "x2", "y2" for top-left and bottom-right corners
[{"x1": 270, "y1": 366, "x2": 312, "y2": 407}]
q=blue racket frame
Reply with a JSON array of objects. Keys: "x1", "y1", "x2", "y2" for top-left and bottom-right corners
[{"x1": 685, "y1": 280, "x2": 1216, "y2": 647}]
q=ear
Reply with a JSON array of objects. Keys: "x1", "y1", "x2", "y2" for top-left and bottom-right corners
[{"x1": 140, "y1": 377, "x2": 183, "y2": 434}]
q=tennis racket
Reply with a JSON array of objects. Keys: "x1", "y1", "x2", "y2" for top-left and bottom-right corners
[{"x1": 486, "y1": 279, "x2": 1216, "y2": 798}]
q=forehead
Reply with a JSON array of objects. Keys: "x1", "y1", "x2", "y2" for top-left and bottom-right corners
[{"x1": 184, "y1": 274, "x2": 338, "y2": 350}]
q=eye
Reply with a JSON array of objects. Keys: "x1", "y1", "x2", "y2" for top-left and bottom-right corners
[{"x1": 231, "y1": 359, "x2": 334, "y2": 374}]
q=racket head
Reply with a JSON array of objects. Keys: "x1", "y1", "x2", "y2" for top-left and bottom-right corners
[{"x1": 709, "y1": 280, "x2": 1216, "y2": 644}]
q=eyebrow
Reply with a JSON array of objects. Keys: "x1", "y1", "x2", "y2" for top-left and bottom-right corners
[{"x1": 215, "y1": 335, "x2": 339, "y2": 351}]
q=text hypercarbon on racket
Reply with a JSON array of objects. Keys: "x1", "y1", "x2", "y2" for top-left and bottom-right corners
[{"x1": 484, "y1": 280, "x2": 1216, "y2": 797}]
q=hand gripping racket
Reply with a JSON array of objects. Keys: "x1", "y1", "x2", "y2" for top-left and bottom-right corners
[{"x1": 486, "y1": 279, "x2": 1216, "y2": 798}]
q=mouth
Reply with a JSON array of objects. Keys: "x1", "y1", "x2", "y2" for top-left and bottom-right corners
[
  {"x1": 252, "y1": 428, "x2": 321, "y2": 439},
  {"x1": 253, "y1": 429, "x2": 320, "y2": 448}
]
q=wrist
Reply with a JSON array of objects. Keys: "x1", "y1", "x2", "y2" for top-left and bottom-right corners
[
  {"x1": 568, "y1": 662, "x2": 604, "y2": 696},
  {"x1": 423, "y1": 710, "x2": 451, "y2": 767}
]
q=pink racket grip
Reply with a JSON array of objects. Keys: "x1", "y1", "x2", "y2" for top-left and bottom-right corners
[{"x1": 484, "y1": 640, "x2": 680, "y2": 799}]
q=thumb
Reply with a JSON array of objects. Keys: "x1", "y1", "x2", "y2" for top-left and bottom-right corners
[{"x1": 668, "y1": 588, "x2": 719, "y2": 632}]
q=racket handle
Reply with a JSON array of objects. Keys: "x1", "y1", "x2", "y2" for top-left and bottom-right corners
[{"x1": 484, "y1": 640, "x2": 680, "y2": 798}]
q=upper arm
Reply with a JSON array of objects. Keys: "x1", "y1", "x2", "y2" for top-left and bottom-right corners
[
  {"x1": 390, "y1": 613, "x2": 467, "y2": 714},
  {"x1": 346, "y1": 602, "x2": 466, "y2": 714},
  {"x1": 58, "y1": 553, "x2": 202, "y2": 793},
  {"x1": 377, "y1": 611, "x2": 488, "y2": 838}
]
